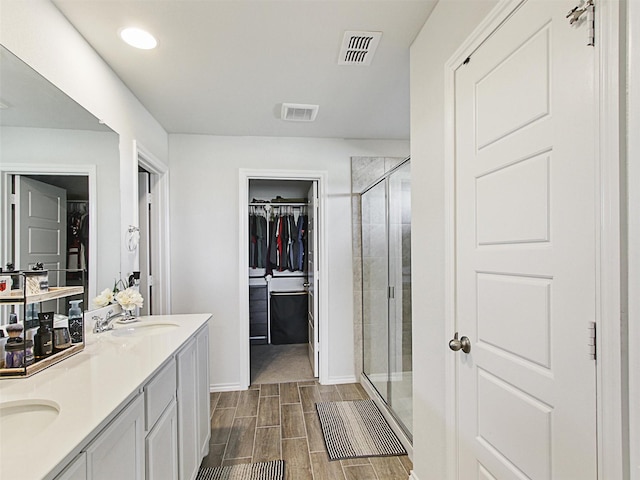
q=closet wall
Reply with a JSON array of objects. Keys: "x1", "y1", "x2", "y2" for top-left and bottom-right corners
[{"x1": 248, "y1": 179, "x2": 313, "y2": 347}]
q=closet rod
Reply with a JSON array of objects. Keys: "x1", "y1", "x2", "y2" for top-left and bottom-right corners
[{"x1": 270, "y1": 291, "x2": 308, "y2": 296}]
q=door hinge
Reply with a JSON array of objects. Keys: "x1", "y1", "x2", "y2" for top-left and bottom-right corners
[
  {"x1": 388, "y1": 286, "x2": 395, "y2": 299},
  {"x1": 146, "y1": 193, "x2": 152, "y2": 205},
  {"x1": 148, "y1": 275, "x2": 153, "y2": 287},
  {"x1": 9, "y1": 193, "x2": 16, "y2": 205},
  {"x1": 567, "y1": 0, "x2": 595, "y2": 46},
  {"x1": 587, "y1": 321, "x2": 597, "y2": 360}
]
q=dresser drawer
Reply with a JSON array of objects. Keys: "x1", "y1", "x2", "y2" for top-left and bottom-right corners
[{"x1": 249, "y1": 286, "x2": 267, "y2": 301}]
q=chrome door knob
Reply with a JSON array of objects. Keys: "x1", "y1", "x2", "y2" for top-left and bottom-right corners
[{"x1": 449, "y1": 332, "x2": 471, "y2": 354}]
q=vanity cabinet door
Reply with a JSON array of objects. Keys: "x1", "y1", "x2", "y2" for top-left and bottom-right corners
[
  {"x1": 54, "y1": 452, "x2": 87, "y2": 480},
  {"x1": 86, "y1": 394, "x2": 145, "y2": 480},
  {"x1": 196, "y1": 326, "x2": 210, "y2": 458},
  {"x1": 177, "y1": 338, "x2": 198, "y2": 480},
  {"x1": 146, "y1": 400, "x2": 178, "y2": 480}
]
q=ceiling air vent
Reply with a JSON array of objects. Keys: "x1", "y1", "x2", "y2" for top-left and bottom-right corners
[
  {"x1": 338, "y1": 31, "x2": 382, "y2": 66},
  {"x1": 281, "y1": 103, "x2": 319, "y2": 122}
]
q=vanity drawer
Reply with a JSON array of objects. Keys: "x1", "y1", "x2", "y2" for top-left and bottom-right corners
[{"x1": 144, "y1": 357, "x2": 176, "y2": 431}]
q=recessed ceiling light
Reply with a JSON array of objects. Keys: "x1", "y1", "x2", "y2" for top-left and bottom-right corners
[{"x1": 119, "y1": 27, "x2": 157, "y2": 50}]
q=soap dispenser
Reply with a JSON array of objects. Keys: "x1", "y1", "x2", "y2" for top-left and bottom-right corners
[{"x1": 68, "y1": 300, "x2": 83, "y2": 343}]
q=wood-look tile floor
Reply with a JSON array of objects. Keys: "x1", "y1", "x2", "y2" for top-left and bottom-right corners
[{"x1": 202, "y1": 381, "x2": 413, "y2": 480}]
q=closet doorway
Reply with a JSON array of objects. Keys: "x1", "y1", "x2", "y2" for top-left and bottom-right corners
[{"x1": 239, "y1": 170, "x2": 327, "y2": 389}]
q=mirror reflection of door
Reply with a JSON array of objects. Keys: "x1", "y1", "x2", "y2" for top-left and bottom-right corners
[
  {"x1": 138, "y1": 168, "x2": 152, "y2": 316},
  {"x1": 10, "y1": 174, "x2": 88, "y2": 314}
]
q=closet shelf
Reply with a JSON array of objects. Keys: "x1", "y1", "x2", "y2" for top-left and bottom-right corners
[{"x1": 0, "y1": 286, "x2": 84, "y2": 306}]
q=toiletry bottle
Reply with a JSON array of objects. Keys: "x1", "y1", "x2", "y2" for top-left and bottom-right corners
[
  {"x1": 68, "y1": 300, "x2": 83, "y2": 343},
  {"x1": 34, "y1": 315, "x2": 53, "y2": 360}
]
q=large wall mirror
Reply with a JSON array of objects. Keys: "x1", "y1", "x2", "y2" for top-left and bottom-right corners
[{"x1": 0, "y1": 45, "x2": 120, "y2": 318}]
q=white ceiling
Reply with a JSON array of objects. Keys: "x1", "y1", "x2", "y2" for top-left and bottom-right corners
[{"x1": 51, "y1": 0, "x2": 438, "y2": 140}]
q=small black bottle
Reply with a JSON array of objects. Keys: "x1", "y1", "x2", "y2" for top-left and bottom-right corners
[{"x1": 34, "y1": 312, "x2": 54, "y2": 360}]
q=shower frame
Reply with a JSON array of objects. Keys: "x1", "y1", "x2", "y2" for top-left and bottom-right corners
[{"x1": 359, "y1": 158, "x2": 412, "y2": 442}]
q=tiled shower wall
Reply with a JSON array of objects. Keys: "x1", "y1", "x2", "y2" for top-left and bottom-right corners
[{"x1": 351, "y1": 157, "x2": 406, "y2": 377}]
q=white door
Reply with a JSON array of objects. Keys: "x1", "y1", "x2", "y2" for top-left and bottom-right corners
[
  {"x1": 306, "y1": 182, "x2": 319, "y2": 377},
  {"x1": 454, "y1": 1, "x2": 597, "y2": 479},
  {"x1": 138, "y1": 171, "x2": 152, "y2": 316},
  {"x1": 15, "y1": 176, "x2": 67, "y2": 304}
]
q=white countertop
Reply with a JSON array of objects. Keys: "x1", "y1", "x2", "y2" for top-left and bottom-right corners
[{"x1": 0, "y1": 313, "x2": 211, "y2": 480}]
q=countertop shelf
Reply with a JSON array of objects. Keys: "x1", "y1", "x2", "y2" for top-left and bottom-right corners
[
  {"x1": 0, "y1": 286, "x2": 84, "y2": 305},
  {"x1": 0, "y1": 343, "x2": 84, "y2": 378}
]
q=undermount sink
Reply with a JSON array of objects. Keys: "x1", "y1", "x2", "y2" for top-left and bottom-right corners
[
  {"x1": 111, "y1": 321, "x2": 180, "y2": 338},
  {"x1": 0, "y1": 400, "x2": 60, "y2": 437}
]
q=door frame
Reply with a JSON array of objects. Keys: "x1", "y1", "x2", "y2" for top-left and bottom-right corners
[
  {"x1": 238, "y1": 169, "x2": 329, "y2": 389},
  {"x1": 628, "y1": 0, "x2": 640, "y2": 475},
  {"x1": 443, "y1": 0, "x2": 624, "y2": 479},
  {"x1": 0, "y1": 163, "x2": 98, "y2": 300},
  {"x1": 134, "y1": 140, "x2": 171, "y2": 314}
]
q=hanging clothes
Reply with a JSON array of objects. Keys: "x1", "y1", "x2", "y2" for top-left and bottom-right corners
[
  {"x1": 249, "y1": 213, "x2": 257, "y2": 268},
  {"x1": 285, "y1": 213, "x2": 294, "y2": 271},
  {"x1": 276, "y1": 214, "x2": 285, "y2": 271},
  {"x1": 256, "y1": 214, "x2": 267, "y2": 268},
  {"x1": 267, "y1": 215, "x2": 277, "y2": 275},
  {"x1": 296, "y1": 214, "x2": 307, "y2": 271}
]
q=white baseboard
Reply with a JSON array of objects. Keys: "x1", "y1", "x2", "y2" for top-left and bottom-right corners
[
  {"x1": 323, "y1": 375, "x2": 357, "y2": 385},
  {"x1": 409, "y1": 471, "x2": 419, "y2": 480},
  {"x1": 210, "y1": 383, "x2": 243, "y2": 392}
]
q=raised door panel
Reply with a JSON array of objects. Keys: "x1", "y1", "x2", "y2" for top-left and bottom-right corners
[
  {"x1": 177, "y1": 338, "x2": 198, "y2": 480},
  {"x1": 196, "y1": 327, "x2": 210, "y2": 458},
  {"x1": 146, "y1": 400, "x2": 178, "y2": 480},
  {"x1": 86, "y1": 395, "x2": 145, "y2": 480}
]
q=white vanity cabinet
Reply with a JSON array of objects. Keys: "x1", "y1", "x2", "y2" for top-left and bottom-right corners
[
  {"x1": 177, "y1": 325, "x2": 210, "y2": 480},
  {"x1": 85, "y1": 394, "x2": 146, "y2": 480},
  {"x1": 6, "y1": 315, "x2": 212, "y2": 480}
]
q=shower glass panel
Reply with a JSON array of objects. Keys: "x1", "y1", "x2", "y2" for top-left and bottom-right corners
[
  {"x1": 361, "y1": 160, "x2": 412, "y2": 437},
  {"x1": 387, "y1": 162, "x2": 412, "y2": 433},
  {"x1": 361, "y1": 179, "x2": 389, "y2": 403}
]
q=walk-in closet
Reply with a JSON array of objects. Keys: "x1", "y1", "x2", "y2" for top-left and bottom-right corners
[{"x1": 248, "y1": 179, "x2": 319, "y2": 384}]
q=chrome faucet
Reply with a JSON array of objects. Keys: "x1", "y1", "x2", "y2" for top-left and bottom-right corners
[{"x1": 93, "y1": 309, "x2": 124, "y2": 333}]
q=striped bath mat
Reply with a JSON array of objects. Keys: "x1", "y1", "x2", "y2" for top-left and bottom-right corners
[
  {"x1": 316, "y1": 399, "x2": 406, "y2": 460},
  {"x1": 196, "y1": 460, "x2": 284, "y2": 480}
]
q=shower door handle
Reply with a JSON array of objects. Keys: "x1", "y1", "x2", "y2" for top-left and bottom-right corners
[{"x1": 449, "y1": 332, "x2": 471, "y2": 354}]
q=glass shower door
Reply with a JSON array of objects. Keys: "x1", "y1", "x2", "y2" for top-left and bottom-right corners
[
  {"x1": 387, "y1": 162, "x2": 412, "y2": 433},
  {"x1": 361, "y1": 180, "x2": 389, "y2": 402},
  {"x1": 361, "y1": 161, "x2": 412, "y2": 437}
]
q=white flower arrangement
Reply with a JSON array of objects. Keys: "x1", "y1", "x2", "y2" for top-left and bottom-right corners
[
  {"x1": 93, "y1": 279, "x2": 144, "y2": 312},
  {"x1": 93, "y1": 288, "x2": 115, "y2": 308},
  {"x1": 115, "y1": 288, "x2": 144, "y2": 311}
]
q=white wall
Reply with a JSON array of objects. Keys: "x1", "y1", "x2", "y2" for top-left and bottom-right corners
[
  {"x1": 169, "y1": 135, "x2": 409, "y2": 389},
  {"x1": 627, "y1": 0, "x2": 639, "y2": 476},
  {"x1": 1, "y1": 127, "x2": 120, "y2": 294},
  {"x1": 0, "y1": 0, "x2": 169, "y2": 281},
  {"x1": 409, "y1": 1, "x2": 497, "y2": 478}
]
